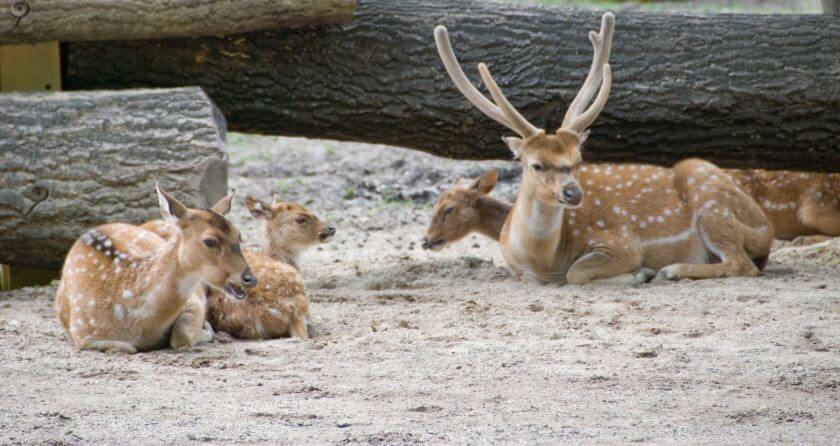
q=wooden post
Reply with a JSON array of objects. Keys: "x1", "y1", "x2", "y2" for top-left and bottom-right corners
[
  {"x1": 1, "y1": 41, "x2": 61, "y2": 289},
  {"x1": 0, "y1": 41, "x2": 60, "y2": 91},
  {"x1": 823, "y1": 0, "x2": 840, "y2": 14}
]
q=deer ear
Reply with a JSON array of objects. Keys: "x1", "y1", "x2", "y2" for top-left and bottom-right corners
[
  {"x1": 156, "y1": 182, "x2": 188, "y2": 224},
  {"x1": 555, "y1": 129, "x2": 581, "y2": 150},
  {"x1": 472, "y1": 170, "x2": 499, "y2": 195},
  {"x1": 502, "y1": 137, "x2": 524, "y2": 160},
  {"x1": 246, "y1": 195, "x2": 273, "y2": 220},
  {"x1": 211, "y1": 189, "x2": 235, "y2": 216}
]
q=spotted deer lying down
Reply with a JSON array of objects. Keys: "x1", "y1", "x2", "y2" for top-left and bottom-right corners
[
  {"x1": 204, "y1": 195, "x2": 334, "y2": 339},
  {"x1": 55, "y1": 185, "x2": 257, "y2": 353},
  {"x1": 435, "y1": 13, "x2": 773, "y2": 284},
  {"x1": 725, "y1": 169, "x2": 840, "y2": 244},
  {"x1": 424, "y1": 169, "x2": 839, "y2": 250}
]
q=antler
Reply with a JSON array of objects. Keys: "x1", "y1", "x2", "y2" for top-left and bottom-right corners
[
  {"x1": 434, "y1": 25, "x2": 540, "y2": 139},
  {"x1": 561, "y1": 12, "x2": 615, "y2": 134}
]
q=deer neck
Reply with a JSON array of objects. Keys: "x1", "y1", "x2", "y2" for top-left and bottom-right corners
[
  {"x1": 263, "y1": 228, "x2": 302, "y2": 269},
  {"x1": 474, "y1": 195, "x2": 512, "y2": 241},
  {"x1": 507, "y1": 180, "x2": 566, "y2": 270},
  {"x1": 138, "y1": 236, "x2": 202, "y2": 320}
]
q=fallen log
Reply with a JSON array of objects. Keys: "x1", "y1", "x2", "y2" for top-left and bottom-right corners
[
  {"x1": 0, "y1": 0, "x2": 356, "y2": 43},
  {"x1": 0, "y1": 87, "x2": 228, "y2": 269},
  {"x1": 64, "y1": 0, "x2": 840, "y2": 171}
]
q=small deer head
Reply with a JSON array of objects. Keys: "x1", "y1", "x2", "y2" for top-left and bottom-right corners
[
  {"x1": 246, "y1": 195, "x2": 334, "y2": 262},
  {"x1": 156, "y1": 184, "x2": 256, "y2": 300},
  {"x1": 423, "y1": 170, "x2": 498, "y2": 251},
  {"x1": 435, "y1": 13, "x2": 614, "y2": 208}
]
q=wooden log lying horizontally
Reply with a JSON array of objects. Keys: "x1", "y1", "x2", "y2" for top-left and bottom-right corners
[
  {"x1": 0, "y1": 0, "x2": 356, "y2": 43},
  {"x1": 0, "y1": 87, "x2": 228, "y2": 269},
  {"x1": 64, "y1": 0, "x2": 840, "y2": 171}
]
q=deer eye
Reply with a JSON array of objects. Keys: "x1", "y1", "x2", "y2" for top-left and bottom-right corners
[
  {"x1": 203, "y1": 238, "x2": 219, "y2": 248},
  {"x1": 295, "y1": 217, "x2": 307, "y2": 225},
  {"x1": 443, "y1": 207, "x2": 454, "y2": 216},
  {"x1": 531, "y1": 163, "x2": 544, "y2": 171}
]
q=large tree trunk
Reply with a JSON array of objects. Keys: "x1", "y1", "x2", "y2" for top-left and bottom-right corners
[
  {"x1": 0, "y1": 0, "x2": 355, "y2": 43},
  {"x1": 823, "y1": 0, "x2": 840, "y2": 14},
  {"x1": 0, "y1": 87, "x2": 228, "y2": 269},
  {"x1": 64, "y1": 0, "x2": 840, "y2": 171}
]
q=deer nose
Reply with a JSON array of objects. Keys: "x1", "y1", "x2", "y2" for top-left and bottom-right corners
[
  {"x1": 241, "y1": 268, "x2": 258, "y2": 288},
  {"x1": 562, "y1": 184, "x2": 583, "y2": 206},
  {"x1": 325, "y1": 226, "x2": 336, "y2": 236},
  {"x1": 421, "y1": 237, "x2": 430, "y2": 250}
]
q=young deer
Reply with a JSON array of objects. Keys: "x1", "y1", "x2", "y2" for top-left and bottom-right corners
[
  {"x1": 725, "y1": 169, "x2": 840, "y2": 244},
  {"x1": 423, "y1": 170, "x2": 510, "y2": 249},
  {"x1": 55, "y1": 185, "x2": 257, "y2": 353},
  {"x1": 204, "y1": 195, "x2": 334, "y2": 339},
  {"x1": 435, "y1": 13, "x2": 773, "y2": 284}
]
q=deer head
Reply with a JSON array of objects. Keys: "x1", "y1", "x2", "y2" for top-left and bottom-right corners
[
  {"x1": 423, "y1": 170, "x2": 500, "y2": 250},
  {"x1": 434, "y1": 13, "x2": 614, "y2": 208},
  {"x1": 246, "y1": 195, "x2": 334, "y2": 266},
  {"x1": 156, "y1": 184, "x2": 256, "y2": 299}
]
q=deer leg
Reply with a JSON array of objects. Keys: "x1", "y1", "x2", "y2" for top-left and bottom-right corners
[
  {"x1": 566, "y1": 243, "x2": 646, "y2": 285},
  {"x1": 655, "y1": 213, "x2": 759, "y2": 281},
  {"x1": 791, "y1": 235, "x2": 833, "y2": 246},
  {"x1": 170, "y1": 292, "x2": 210, "y2": 350},
  {"x1": 291, "y1": 317, "x2": 309, "y2": 339},
  {"x1": 84, "y1": 340, "x2": 138, "y2": 354}
]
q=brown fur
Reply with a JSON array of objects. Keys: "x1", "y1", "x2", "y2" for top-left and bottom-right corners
[
  {"x1": 424, "y1": 170, "x2": 511, "y2": 249},
  {"x1": 726, "y1": 169, "x2": 840, "y2": 243},
  {"x1": 54, "y1": 187, "x2": 252, "y2": 353},
  {"x1": 203, "y1": 195, "x2": 333, "y2": 339}
]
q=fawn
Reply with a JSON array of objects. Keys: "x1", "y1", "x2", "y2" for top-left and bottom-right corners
[
  {"x1": 435, "y1": 13, "x2": 773, "y2": 284},
  {"x1": 55, "y1": 185, "x2": 257, "y2": 353},
  {"x1": 725, "y1": 169, "x2": 840, "y2": 243},
  {"x1": 205, "y1": 195, "x2": 334, "y2": 339}
]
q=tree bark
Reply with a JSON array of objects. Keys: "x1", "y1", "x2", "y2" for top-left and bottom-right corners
[
  {"x1": 64, "y1": 0, "x2": 840, "y2": 171},
  {"x1": 0, "y1": 0, "x2": 356, "y2": 43},
  {"x1": 0, "y1": 87, "x2": 229, "y2": 269},
  {"x1": 823, "y1": 0, "x2": 840, "y2": 14}
]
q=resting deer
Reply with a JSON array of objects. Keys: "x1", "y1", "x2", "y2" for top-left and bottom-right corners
[
  {"x1": 205, "y1": 195, "x2": 334, "y2": 339},
  {"x1": 725, "y1": 169, "x2": 840, "y2": 244},
  {"x1": 423, "y1": 170, "x2": 510, "y2": 249},
  {"x1": 55, "y1": 185, "x2": 257, "y2": 353},
  {"x1": 435, "y1": 13, "x2": 773, "y2": 284}
]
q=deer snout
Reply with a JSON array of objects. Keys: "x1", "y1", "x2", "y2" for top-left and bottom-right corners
[
  {"x1": 241, "y1": 267, "x2": 258, "y2": 288},
  {"x1": 319, "y1": 226, "x2": 336, "y2": 241},
  {"x1": 561, "y1": 183, "x2": 583, "y2": 207}
]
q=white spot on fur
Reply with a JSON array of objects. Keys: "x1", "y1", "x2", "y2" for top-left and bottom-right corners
[
  {"x1": 114, "y1": 303, "x2": 125, "y2": 320},
  {"x1": 122, "y1": 290, "x2": 133, "y2": 299}
]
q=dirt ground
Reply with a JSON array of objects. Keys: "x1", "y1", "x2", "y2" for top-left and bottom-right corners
[{"x1": 1, "y1": 135, "x2": 838, "y2": 445}]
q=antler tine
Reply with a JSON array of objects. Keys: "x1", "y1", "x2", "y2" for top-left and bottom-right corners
[
  {"x1": 561, "y1": 12, "x2": 615, "y2": 132},
  {"x1": 435, "y1": 25, "x2": 537, "y2": 138},
  {"x1": 568, "y1": 64, "x2": 611, "y2": 133},
  {"x1": 478, "y1": 63, "x2": 540, "y2": 138}
]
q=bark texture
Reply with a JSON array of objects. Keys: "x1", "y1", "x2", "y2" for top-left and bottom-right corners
[
  {"x1": 64, "y1": 0, "x2": 840, "y2": 171},
  {"x1": 0, "y1": 0, "x2": 355, "y2": 43},
  {"x1": 0, "y1": 87, "x2": 229, "y2": 269},
  {"x1": 823, "y1": 0, "x2": 840, "y2": 14}
]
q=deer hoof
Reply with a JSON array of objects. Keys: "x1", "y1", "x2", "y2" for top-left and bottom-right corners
[{"x1": 654, "y1": 265, "x2": 681, "y2": 281}]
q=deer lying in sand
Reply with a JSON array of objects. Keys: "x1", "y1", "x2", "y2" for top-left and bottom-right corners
[
  {"x1": 204, "y1": 195, "x2": 334, "y2": 339},
  {"x1": 435, "y1": 13, "x2": 773, "y2": 284},
  {"x1": 55, "y1": 185, "x2": 256, "y2": 353},
  {"x1": 424, "y1": 169, "x2": 839, "y2": 251},
  {"x1": 725, "y1": 169, "x2": 840, "y2": 244}
]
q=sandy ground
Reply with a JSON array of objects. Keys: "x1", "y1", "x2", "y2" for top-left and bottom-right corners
[{"x1": 1, "y1": 135, "x2": 838, "y2": 445}]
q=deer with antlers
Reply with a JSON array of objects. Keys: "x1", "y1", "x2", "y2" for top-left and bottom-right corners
[
  {"x1": 55, "y1": 185, "x2": 257, "y2": 353},
  {"x1": 434, "y1": 13, "x2": 773, "y2": 284}
]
